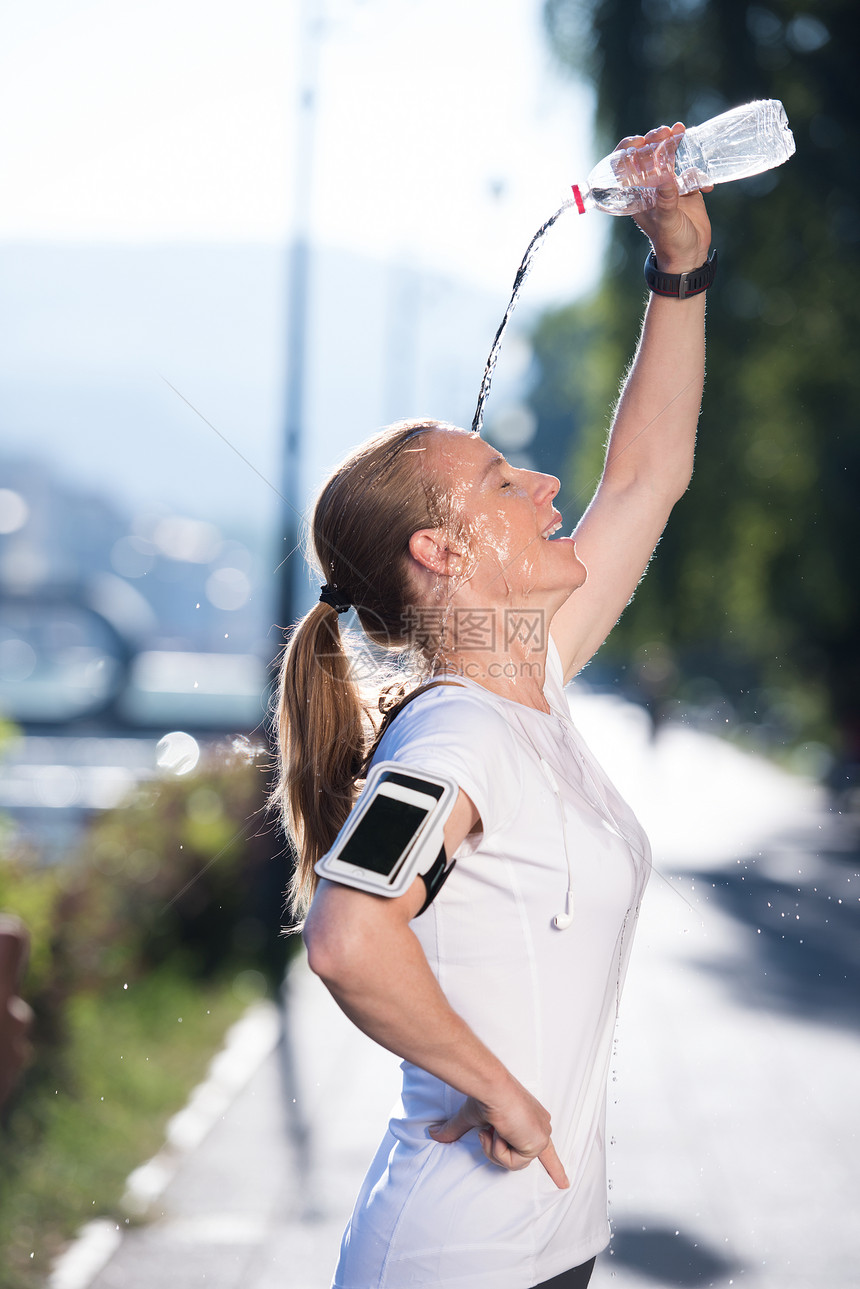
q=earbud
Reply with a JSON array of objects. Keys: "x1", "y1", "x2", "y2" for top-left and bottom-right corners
[
  {"x1": 539, "y1": 759, "x2": 560, "y2": 793},
  {"x1": 541, "y1": 758, "x2": 575, "y2": 930},
  {"x1": 553, "y1": 888, "x2": 575, "y2": 931}
]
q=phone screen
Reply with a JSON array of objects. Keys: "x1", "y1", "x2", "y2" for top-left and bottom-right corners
[{"x1": 340, "y1": 792, "x2": 430, "y2": 876}]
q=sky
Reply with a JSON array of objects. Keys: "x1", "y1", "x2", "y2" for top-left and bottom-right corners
[
  {"x1": 0, "y1": 0, "x2": 610, "y2": 629},
  {"x1": 0, "y1": 0, "x2": 604, "y2": 301}
]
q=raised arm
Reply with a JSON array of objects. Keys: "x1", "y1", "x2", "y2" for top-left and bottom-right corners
[
  {"x1": 302, "y1": 789, "x2": 569, "y2": 1188},
  {"x1": 551, "y1": 123, "x2": 713, "y2": 683}
]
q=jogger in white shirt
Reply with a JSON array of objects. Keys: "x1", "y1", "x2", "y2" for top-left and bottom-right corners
[{"x1": 274, "y1": 122, "x2": 713, "y2": 1288}]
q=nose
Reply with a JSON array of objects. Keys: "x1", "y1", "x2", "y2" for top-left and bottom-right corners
[{"x1": 531, "y1": 471, "x2": 560, "y2": 506}]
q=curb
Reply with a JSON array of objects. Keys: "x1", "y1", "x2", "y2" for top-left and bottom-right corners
[{"x1": 47, "y1": 999, "x2": 281, "y2": 1289}]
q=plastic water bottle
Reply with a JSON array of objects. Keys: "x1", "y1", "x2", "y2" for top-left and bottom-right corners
[{"x1": 571, "y1": 99, "x2": 796, "y2": 216}]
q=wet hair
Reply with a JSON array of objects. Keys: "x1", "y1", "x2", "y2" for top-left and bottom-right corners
[{"x1": 272, "y1": 418, "x2": 462, "y2": 917}]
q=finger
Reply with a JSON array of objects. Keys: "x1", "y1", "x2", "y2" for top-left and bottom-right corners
[
  {"x1": 477, "y1": 1127, "x2": 494, "y2": 1158},
  {"x1": 654, "y1": 176, "x2": 680, "y2": 206},
  {"x1": 643, "y1": 124, "x2": 672, "y2": 143},
  {"x1": 478, "y1": 1128, "x2": 531, "y2": 1172},
  {"x1": 538, "y1": 1140, "x2": 570, "y2": 1190},
  {"x1": 429, "y1": 1105, "x2": 481, "y2": 1143},
  {"x1": 490, "y1": 1134, "x2": 533, "y2": 1172}
]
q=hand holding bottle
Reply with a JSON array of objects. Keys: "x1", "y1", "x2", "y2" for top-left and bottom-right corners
[
  {"x1": 618, "y1": 123, "x2": 713, "y2": 273},
  {"x1": 572, "y1": 99, "x2": 795, "y2": 218}
]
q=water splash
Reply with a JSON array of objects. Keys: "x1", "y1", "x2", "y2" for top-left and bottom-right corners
[{"x1": 471, "y1": 199, "x2": 576, "y2": 437}]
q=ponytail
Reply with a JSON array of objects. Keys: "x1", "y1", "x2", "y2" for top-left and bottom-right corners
[{"x1": 274, "y1": 600, "x2": 368, "y2": 918}]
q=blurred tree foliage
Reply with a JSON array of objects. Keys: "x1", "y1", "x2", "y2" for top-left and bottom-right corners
[
  {"x1": 0, "y1": 749, "x2": 292, "y2": 1117},
  {"x1": 536, "y1": 0, "x2": 859, "y2": 758}
]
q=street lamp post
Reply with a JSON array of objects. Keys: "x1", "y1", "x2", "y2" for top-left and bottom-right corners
[{"x1": 277, "y1": 0, "x2": 323, "y2": 638}]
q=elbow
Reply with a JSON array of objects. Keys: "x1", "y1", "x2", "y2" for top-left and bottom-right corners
[
  {"x1": 302, "y1": 918, "x2": 340, "y2": 984},
  {"x1": 302, "y1": 903, "x2": 365, "y2": 988},
  {"x1": 668, "y1": 471, "x2": 693, "y2": 506},
  {"x1": 653, "y1": 455, "x2": 695, "y2": 507}
]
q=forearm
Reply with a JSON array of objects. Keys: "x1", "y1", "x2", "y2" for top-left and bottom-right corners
[
  {"x1": 597, "y1": 123, "x2": 712, "y2": 502},
  {"x1": 304, "y1": 888, "x2": 514, "y2": 1106},
  {"x1": 304, "y1": 882, "x2": 566, "y2": 1185},
  {"x1": 604, "y1": 288, "x2": 706, "y2": 501}
]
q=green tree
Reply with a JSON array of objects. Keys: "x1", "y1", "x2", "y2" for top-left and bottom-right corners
[{"x1": 536, "y1": 0, "x2": 860, "y2": 760}]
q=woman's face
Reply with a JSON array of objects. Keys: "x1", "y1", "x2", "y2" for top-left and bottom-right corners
[{"x1": 429, "y1": 430, "x2": 587, "y2": 608}]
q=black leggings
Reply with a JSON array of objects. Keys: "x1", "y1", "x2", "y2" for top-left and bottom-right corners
[{"x1": 532, "y1": 1257, "x2": 596, "y2": 1289}]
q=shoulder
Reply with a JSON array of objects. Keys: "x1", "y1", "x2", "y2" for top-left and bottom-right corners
[
  {"x1": 375, "y1": 683, "x2": 521, "y2": 839},
  {"x1": 377, "y1": 683, "x2": 514, "y2": 758}
]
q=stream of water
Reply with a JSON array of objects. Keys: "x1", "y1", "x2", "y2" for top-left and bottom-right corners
[{"x1": 471, "y1": 198, "x2": 576, "y2": 437}]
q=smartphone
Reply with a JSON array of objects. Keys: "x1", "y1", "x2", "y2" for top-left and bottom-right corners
[{"x1": 315, "y1": 762, "x2": 458, "y2": 897}]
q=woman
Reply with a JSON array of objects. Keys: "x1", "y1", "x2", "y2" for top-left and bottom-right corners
[{"x1": 274, "y1": 125, "x2": 713, "y2": 1289}]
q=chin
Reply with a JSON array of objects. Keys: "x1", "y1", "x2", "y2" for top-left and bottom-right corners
[{"x1": 570, "y1": 557, "x2": 588, "y2": 589}]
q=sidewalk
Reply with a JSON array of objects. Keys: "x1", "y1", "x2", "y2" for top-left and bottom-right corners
[{"x1": 57, "y1": 695, "x2": 860, "y2": 1289}]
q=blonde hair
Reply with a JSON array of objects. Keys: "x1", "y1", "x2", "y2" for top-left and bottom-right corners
[{"x1": 273, "y1": 419, "x2": 459, "y2": 917}]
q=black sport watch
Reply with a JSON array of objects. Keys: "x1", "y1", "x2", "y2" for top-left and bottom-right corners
[{"x1": 644, "y1": 248, "x2": 718, "y2": 299}]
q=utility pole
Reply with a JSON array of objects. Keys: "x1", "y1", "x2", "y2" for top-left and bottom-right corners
[{"x1": 277, "y1": 0, "x2": 323, "y2": 638}]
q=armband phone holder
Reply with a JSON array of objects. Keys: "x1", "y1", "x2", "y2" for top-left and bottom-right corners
[{"x1": 314, "y1": 761, "x2": 459, "y2": 903}]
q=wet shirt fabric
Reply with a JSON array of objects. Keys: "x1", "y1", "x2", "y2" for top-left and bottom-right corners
[{"x1": 331, "y1": 638, "x2": 651, "y2": 1289}]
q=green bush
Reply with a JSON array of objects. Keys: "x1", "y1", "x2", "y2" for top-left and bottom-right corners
[
  {"x1": 0, "y1": 743, "x2": 297, "y2": 1283},
  {"x1": 60, "y1": 747, "x2": 293, "y2": 991},
  {"x1": 1, "y1": 744, "x2": 293, "y2": 1097}
]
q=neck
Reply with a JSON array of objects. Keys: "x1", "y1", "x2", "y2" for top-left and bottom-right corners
[{"x1": 434, "y1": 635, "x2": 551, "y2": 714}]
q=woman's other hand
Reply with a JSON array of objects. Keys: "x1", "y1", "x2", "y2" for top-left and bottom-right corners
[
  {"x1": 429, "y1": 1082, "x2": 569, "y2": 1189},
  {"x1": 615, "y1": 123, "x2": 712, "y2": 272}
]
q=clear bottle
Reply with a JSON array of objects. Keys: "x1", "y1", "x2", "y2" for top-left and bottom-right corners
[{"x1": 571, "y1": 99, "x2": 796, "y2": 216}]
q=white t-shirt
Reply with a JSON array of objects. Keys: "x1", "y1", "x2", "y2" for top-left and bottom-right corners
[{"x1": 332, "y1": 638, "x2": 651, "y2": 1289}]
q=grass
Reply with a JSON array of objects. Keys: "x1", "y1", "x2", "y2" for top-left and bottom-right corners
[{"x1": 0, "y1": 967, "x2": 263, "y2": 1288}]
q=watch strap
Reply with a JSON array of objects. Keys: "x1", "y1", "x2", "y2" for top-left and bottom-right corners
[{"x1": 644, "y1": 248, "x2": 717, "y2": 299}]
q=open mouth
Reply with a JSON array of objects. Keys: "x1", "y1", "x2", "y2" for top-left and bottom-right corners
[{"x1": 541, "y1": 516, "x2": 563, "y2": 539}]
